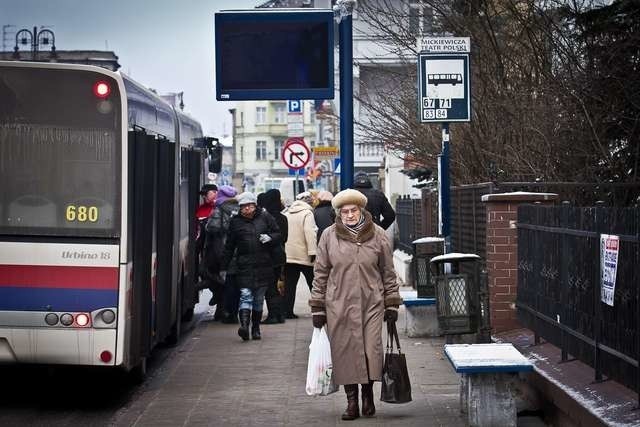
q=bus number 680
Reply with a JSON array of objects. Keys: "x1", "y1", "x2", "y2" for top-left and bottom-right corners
[{"x1": 65, "y1": 205, "x2": 99, "y2": 223}]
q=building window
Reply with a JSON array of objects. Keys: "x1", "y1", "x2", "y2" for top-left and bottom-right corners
[
  {"x1": 240, "y1": 112, "x2": 244, "y2": 127},
  {"x1": 409, "y1": 3, "x2": 434, "y2": 35},
  {"x1": 256, "y1": 140, "x2": 267, "y2": 161},
  {"x1": 240, "y1": 146, "x2": 244, "y2": 162},
  {"x1": 274, "y1": 139, "x2": 285, "y2": 160},
  {"x1": 274, "y1": 104, "x2": 286, "y2": 124},
  {"x1": 256, "y1": 107, "x2": 266, "y2": 124}
]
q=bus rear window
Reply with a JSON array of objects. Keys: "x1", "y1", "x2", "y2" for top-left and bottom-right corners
[{"x1": 0, "y1": 66, "x2": 121, "y2": 238}]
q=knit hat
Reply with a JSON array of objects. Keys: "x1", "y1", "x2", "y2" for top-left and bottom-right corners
[
  {"x1": 316, "y1": 190, "x2": 333, "y2": 202},
  {"x1": 295, "y1": 191, "x2": 314, "y2": 205},
  {"x1": 262, "y1": 189, "x2": 283, "y2": 213},
  {"x1": 331, "y1": 189, "x2": 367, "y2": 209},
  {"x1": 200, "y1": 184, "x2": 218, "y2": 195},
  {"x1": 236, "y1": 191, "x2": 257, "y2": 206},
  {"x1": 215, "y1": 185, "x2": 237, "y2": 207},
  {"x1": 353, "y1": 172, "x2": 373, "y2": 189}
]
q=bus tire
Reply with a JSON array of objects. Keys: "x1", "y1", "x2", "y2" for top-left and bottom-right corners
[
  {"x1": 182, "y1": 306, "x2": 194, "y2": 322},
  {"x1": 130, "y1": 357, "x2": 147, "y2": 384},
  {"x1": 166, "y1": 287, "x2": 182, "y2": 346}
]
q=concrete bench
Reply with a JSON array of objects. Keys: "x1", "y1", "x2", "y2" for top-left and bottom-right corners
[
  {"x1": 400, "y1": 290, "x2": 440, "y2": 337},
  {"x1": 444, "y1": 343, "x2": 533, "y2": 427}
]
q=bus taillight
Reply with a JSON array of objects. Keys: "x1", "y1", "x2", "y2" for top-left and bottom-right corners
[
  {"x1": 100, "y1": 351, "x2": 112, "y2": 363},
  {"x1": 93, "y1": 81, "x2": 111, "y2": 98},
  {"x1": 75, "y1": 313, "x2": 91, "y2": 327}
]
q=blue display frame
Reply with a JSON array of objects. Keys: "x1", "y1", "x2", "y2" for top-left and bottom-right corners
[{"x1": 215, "y1": 9, "x2": 335, "y2": 101}]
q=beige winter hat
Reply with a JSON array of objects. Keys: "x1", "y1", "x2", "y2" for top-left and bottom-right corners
[{"x1": 331, "y1": 189, "x2": 368, "y2": 209}]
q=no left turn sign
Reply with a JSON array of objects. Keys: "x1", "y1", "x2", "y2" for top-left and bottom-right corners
[{"x1": 282, "y1": 138, "x2": 310, "y2": 169}]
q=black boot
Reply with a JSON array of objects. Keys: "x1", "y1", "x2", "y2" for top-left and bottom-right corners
[
  {"x1": 361, "y1": 381, "x2": 375, "y2": 417},
  {"x1": 221, "y1": 311, "x2": 238, "y2": 324},
  {"x1": 262, "y1": 296, "x2": 284, "y2": 324},
  {"x1": 262, "y1": 294, "x2": 275, "y2": 324},
  {"x1": 342, "y1": 384, "x2": 360, "y2": 421},
  {"x1": 274, "y1": 295, "x2": 285, "y2": 323},
  {"x1": 251, "y1": 310, "x2": 262, "y2": 340},
  {"x1": 238, "y1": 309, "x2": 251, "y2": 341}
]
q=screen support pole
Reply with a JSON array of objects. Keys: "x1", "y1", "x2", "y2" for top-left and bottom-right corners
[{"x1": 337, "y1": 2, "x2": 354, "y2": 190}]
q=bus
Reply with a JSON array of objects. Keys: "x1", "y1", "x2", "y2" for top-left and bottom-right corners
[{"x1": 0, "y1": 60, "x2": 216, "y2": 376}]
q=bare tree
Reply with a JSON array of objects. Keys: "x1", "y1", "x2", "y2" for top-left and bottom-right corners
[{"x1": 354, "y1": 0, "x2": 640, "y2": 186}]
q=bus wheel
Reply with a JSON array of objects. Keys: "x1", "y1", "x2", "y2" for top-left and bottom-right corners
[
  {"x1": 166, "y1": 272, "x2": 183, "y2": 346},
  {"x1": 182, "y1": 306, "x2": 194, "y2": 322},
  {"x1": 130, "y1": 357, "x2": 147, "y2": 384}
]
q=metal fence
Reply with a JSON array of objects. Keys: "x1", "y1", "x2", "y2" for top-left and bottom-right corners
[
  {"x1": 517, "y1": 204, "x2": 640, "y2": 393},
  {"x1": 395, "y1": 195, "x2": 422, "y2": 253},
  {"x1": 450, "y1": 181, "x2": 640, "y2": 270}
]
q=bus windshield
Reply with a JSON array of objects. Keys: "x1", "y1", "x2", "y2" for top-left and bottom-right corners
[{"x1": 0, "y1": 66, "x2": 121, "y2": 238}]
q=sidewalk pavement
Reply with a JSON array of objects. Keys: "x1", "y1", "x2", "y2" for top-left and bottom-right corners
[{"x1": 112, "y1": 282, "x2": 465, "y2": 427}]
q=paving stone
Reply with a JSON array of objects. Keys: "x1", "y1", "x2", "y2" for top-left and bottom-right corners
[{"x1": 111, "y1": 282, "x2": 465, "y2": 426}]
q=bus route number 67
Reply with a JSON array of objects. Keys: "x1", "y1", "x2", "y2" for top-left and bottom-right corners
[{"x1": 66, "y1": 205, "x2": 99, "y2": 223}]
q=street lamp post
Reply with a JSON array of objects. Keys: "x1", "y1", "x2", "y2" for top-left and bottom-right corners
[{"x1": 13, "y1": 26, "x2": 56, "y2": 60}]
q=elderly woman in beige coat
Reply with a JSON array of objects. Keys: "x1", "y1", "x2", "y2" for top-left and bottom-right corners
[{"x1": 308, "y1": 189, "x2": 402, "y2": 421}]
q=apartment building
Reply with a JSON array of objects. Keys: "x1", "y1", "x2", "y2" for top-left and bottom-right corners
[{"x1": 230, "y1": 100, "x2": 318, "y2": 193}]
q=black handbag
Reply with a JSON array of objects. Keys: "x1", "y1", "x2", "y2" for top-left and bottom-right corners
[{"x1": 380, "y1": 321, "x2": 412, "y2": 404}]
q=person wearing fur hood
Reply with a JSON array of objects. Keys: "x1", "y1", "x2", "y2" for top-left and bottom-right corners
[
  {"x1": 308, "y1": 188, "x2": 402, "y2": 421},
  {"x1": 282, "y1": 192, "x2": 318, "y2": 319}
]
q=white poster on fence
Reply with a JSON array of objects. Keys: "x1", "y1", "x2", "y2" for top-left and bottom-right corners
[{"x1": 600, "y1": 234, "x2": 620, "y2": 306}]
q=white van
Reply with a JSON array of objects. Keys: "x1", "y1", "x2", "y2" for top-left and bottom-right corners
[{"x1": 278, "y1": 177, "x2": 306, "y2": 207}]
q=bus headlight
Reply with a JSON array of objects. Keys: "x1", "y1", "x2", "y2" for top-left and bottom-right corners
[
  {"x1": 60, "y1": 313, "x2": 74, "y2": 326},
  {"x1": 75, "y1": 313, "x2": 90, "y2": 327},
  {"x1": 101, "y1": 309, "x2": 116, "y2": 324},
  {"x1": 44, "y1": 313, "x2": 59, "y2": 326}
]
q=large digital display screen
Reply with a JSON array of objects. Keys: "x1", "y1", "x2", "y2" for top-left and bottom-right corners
[{"x1": 215, "y1": 10, "x2": 335, "y2": 101}]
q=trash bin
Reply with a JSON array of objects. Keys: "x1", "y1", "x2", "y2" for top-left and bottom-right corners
[
  {"x1": 430, "y1": 253, "x2": 481, "y2": 335},
  {"x1": 412, "y1": 237, "x2": 444, "y2": 298}
]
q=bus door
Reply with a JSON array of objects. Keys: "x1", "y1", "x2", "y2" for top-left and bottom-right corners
[
  {"x1": 128, "y1": 130, "x2": 157, "y2": 362},
  {"x1": 155, "y1": 138, "x2": 175, "y2": 341},
  {"x1": 185, "y1": 149, "x2": 202, "y2": 313}
]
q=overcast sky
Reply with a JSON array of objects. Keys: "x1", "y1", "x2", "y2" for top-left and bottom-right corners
[{"x1": 1, "y1": 0, "x2": 260, "y2": 136}]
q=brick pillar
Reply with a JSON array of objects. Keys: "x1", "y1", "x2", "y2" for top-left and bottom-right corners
[{"x1": 481, "y1": 192, "x2": 558, "y2": 332}]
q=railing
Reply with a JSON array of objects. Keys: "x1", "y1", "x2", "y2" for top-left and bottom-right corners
[
  {"x1": 517, "y1": 204, "x2": 640, "y2": 394},
  {"x1": 396, "y1": 195, "x2": 423, "y2": 254}
]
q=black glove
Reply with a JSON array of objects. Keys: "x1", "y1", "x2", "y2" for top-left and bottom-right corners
[
  {"x1": 312, "y1": 314, "x2": 326, "y2": 329},
  {"x1": 384, "y1": 308, "x2": 398, "y2": 322}
]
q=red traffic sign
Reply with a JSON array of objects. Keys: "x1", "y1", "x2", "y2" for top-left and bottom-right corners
[{"x1": 282, "y1": 137, "x2": 310, "y2": 169}]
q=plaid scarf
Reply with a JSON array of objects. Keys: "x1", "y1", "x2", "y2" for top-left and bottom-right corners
[{"x1": 344, "y1": 211, "x2": 366, "y2": 237}]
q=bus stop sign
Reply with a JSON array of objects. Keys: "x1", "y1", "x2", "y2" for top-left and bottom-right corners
[{"x1": 418, "y1": 52, "x2": 471, "y2": 123}]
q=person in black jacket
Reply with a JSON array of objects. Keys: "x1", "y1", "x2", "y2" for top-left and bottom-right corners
[
  {"x1": 353, "y1": 173, "x2": 396, "y2": 230},
  {"x1": 258, "y1": 189, "x2": 288, "y2": 324},
  {"x1": 313, "y1": 190, "x2": 335, "y2": 243},
  {"x1": 222, "y1": 192, "x2": 281, "y2": 341}
]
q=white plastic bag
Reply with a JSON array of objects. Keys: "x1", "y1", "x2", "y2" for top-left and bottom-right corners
[{"x1": 305, "y1": 326, "x2": 339, "y2": 396}]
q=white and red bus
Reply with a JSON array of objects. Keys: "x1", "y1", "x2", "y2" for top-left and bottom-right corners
[{"x1": 0, "y1": 60, "x2": 214, "y2": 376}]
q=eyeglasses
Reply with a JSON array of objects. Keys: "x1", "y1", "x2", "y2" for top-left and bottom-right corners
[{"x1": 339, "y1": 207, "x2": 360, "y2": 216}]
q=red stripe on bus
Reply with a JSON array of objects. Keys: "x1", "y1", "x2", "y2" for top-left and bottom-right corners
[{"x1": 0, "y1": 265, "x2": 118, "y2": 290}]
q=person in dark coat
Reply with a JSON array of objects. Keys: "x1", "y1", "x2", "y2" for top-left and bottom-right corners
[
  {"x1": 222, "y1": 192, "x2": 282, "y2": 341},
  {"x1": 205, "y1": 185, "x2": 239, "y2": 322},
  {"x1": 313, "y1": 190, "x2": 335, "y2": 243},
  {"x1": 258, "y1": 189, "x2": 288, "y2": 324},
  {"x1": 195, "y1": 184, "x2": 218, "y2": 297},
  {"x1": 353, "y1": 173, "x2": 396, "y2": 230}
]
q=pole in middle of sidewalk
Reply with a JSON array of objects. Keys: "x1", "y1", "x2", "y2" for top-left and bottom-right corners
[
  {"x1": 439, "y1": 123, "x2": 451, "y2": 254},
  {"x1": 336, "y1": 0, "x2": 354, "y2": 190}
]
